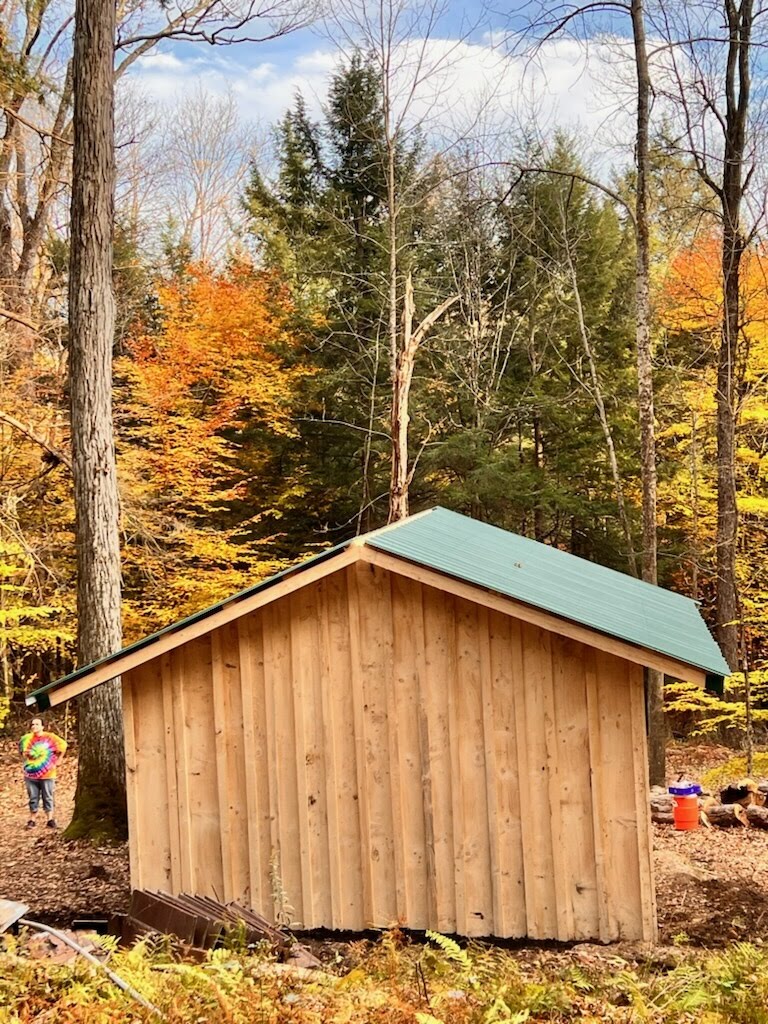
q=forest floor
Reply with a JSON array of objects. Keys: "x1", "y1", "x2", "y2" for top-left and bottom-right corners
[
  {"x1": 0, "y1": 737, "x2": 766, "y2": 948},
  {"x1": 0, "y1": 737, "x2": 129, "y2": 924}
]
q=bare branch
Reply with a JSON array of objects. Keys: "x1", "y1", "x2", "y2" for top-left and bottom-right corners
[{"x1": 0, "y1": 411, "x2": 72, "y2": 471}]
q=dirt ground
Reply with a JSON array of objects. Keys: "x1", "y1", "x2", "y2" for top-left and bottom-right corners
[
  {"x1": 0, "y1": 736, "x2": 129, "y2": 924},
  {"x1": 1, "y1": 736, "x2": 766, "y2": 948}
]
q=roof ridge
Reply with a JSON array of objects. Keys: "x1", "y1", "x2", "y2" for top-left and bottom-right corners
[{"x1": 350, "y1": 506, "x2": 437, "y2": 547}]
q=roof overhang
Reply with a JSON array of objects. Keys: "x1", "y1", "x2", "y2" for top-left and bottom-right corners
[{"x1": 27, "y1": 540, "x2": 715, "y2": 711}]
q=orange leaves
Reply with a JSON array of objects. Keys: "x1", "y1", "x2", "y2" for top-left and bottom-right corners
[
  {"x1": 116, "y1": 260, "x2": 305, "y2": 638},
  {"x1": 659, "y1": 234, "x2": 768, "y2": 639},
  {"x1": 661, "y1": 234, "x2": 768, "y2": 350},
  {"x1": 126, "y1": 260, "x2": 298, "y2": 429},
  {"x1": 119, "y1": 260, "x2": 304, "y2": 496}
]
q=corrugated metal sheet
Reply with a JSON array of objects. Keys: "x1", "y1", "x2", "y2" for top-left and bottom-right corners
[
  {"x1": 27, "y1": 539, "x2": 352, "y2": 707},
  {"x1": 29, "y1": 505, "x2": 729, "y2": 707},
  {"x1": 367, "y1": 508, "x2": 730, "y2": 677}
]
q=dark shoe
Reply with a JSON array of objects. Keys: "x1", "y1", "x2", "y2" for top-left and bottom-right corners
[
  {"x1": 46, "y1": 819, "x2": 57, "y2": 829},
  {"x1": 25, "y1": 819, "x2": 36, "y2": 829}
]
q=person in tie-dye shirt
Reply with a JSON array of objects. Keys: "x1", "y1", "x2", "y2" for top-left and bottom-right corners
[{"x1": 19, "y1": 717, "x2": 67, "y2": 829}]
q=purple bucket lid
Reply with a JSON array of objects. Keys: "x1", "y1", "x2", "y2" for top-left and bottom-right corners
[{"x1": 669, "y1": 782, "x2": 702, "y2": 796}]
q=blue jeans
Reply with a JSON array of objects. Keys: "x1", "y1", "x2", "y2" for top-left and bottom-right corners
[{"x1": 25, "y1": 778, "x2": 55, "y2": 814}]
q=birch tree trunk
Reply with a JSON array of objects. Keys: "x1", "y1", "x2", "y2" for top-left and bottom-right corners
[{"x1": 66, "y1": 0, "x2": 126, "y2": 840}]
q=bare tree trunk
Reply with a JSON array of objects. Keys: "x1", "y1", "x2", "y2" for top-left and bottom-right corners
[
  {"x1": 630, "y1": 0, "x2": 666, "y2": 787},
  {"x1": 690, "y1": 407, "x2": 700, "y2": 600},
  {"x1": 718, "y1": 217, "x2": 743, "y2": 669},
  {"x1": 564, "y1": 237, "x2": 638, "y2": 575},
  {"x1": 386, "y1": 111, "x2": 409, "y2": 523},
  {"x1": 710, "y1": 0, "x2": 752, "y2": 671},
  {"x1": 390, "y1": 272, "x2": 413, "y2": 523},
  {"x1": 389, "y1": 273, "x2": 457, "y2": 523},
  {"x1": 532, "y1": 413, "x2": 545, "y2": 542},
  {"x1": 65, "y1": 0, "x2": 126, "y2": 840}
]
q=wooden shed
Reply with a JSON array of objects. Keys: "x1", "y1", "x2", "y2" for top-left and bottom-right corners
[{"x1": 29, "y1": 508, "x2": 729, "y2": 942}]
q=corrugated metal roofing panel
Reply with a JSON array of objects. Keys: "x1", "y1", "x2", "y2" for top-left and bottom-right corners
[
  {"x1": 29, "y1": 505, "x2": 729, "y2": 708},
  {"x1": 367, "y1": 507, "x2": 730, "y2": 677},
  {"x1": 28, "y1": 538, "x2": 352, "y2": 706}
]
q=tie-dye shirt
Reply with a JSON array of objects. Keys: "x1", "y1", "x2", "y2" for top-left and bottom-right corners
[{"x1": 19, "y1": 731, "x2": 67, "y2": 780}]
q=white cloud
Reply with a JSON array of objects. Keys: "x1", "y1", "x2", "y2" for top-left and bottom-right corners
[
  {"x1": 128, "y1": 33, "x2": 637, "y2": 166},
  {"x1": 294, "y1": 49, "x2": 339, "y2": 74},
  {"x1": 248, "y1": 62, "x2": 277, "y2": 82},
  {"x1": 136, "y1": 52, "x2": 186, "y2": 71}
]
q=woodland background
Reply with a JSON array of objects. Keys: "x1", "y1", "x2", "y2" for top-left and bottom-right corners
[{"x1": 0, "y1": 0, "x2": 766, "y2": 750}]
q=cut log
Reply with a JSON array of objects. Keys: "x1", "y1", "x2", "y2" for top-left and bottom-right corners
[
  {"x1": 650, "y1": 794, "x2": 674, "y2": 825},
  {"x1": 698, "y1": 795, "x2": 717, "y2": 829},
  {"x1": 706, "y1": 804, "x2": 748, "y2": 828},
  {"x1": 746, "y1": 805, "x2": 768, "y2": 830},
  {"x1": 720, "y1": 778, "x2": 766, "y2": 807},
  {"x1": 652, "y1": 810, "x2": 674, "y2": 825}
]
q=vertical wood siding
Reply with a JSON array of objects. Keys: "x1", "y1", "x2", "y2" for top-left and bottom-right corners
[{"x1": 124, "y1": 560, "x2": 656, "y2": 941}]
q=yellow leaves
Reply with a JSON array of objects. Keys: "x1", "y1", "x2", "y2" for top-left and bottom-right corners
[{"x1": 737, "y1": 495, "x2": 768, "y2": 516}]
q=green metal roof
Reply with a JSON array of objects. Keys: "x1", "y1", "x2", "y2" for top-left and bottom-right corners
[
  {"x1": 28, "y1": 506, "x2": 729, "y2": 709},
  {"x1": 367, "y1": 508, "x2": 730, "y2": 678},
  {"x1": 27, "y1": 538, "x2": 352, "y2": 709}
]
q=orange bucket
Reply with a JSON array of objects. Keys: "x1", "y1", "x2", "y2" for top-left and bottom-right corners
[{"x1": 669, "y1": 782, "x2": 701, "y2": 831}]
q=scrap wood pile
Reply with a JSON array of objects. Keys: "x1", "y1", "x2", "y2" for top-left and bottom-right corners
[
  {"x1": 651, "y1": 778, "x2": 768, "y2": 829},
  {"x1": 121, "y1": 890, "x2": 320, "y2": 967}
]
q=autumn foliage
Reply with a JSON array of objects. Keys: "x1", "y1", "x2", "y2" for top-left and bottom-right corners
[
  {"x1": 660, "y1": 235, "x2": 768, "y2": 655},
  {"x1": 117, "y1": 261, "x2": 306, "y2": 638}
]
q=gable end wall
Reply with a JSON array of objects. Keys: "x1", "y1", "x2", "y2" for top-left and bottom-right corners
[{"x1": 122, "y1": 560, "x2": 656, "y2": 941}]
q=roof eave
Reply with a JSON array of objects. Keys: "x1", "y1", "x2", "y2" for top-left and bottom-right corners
[{"x1": 28, "y1": 523, "x2": 728, "y2": 710}]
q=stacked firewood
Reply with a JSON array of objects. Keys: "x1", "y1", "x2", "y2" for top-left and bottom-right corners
[{"x1": 650, "y1": 778, "x2": 768, "y2": 829}]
